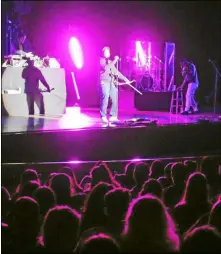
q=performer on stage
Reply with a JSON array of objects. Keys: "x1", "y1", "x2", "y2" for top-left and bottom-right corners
[
  {"x1": 100, "y1": 46, "x2": 131, "y2": 123},
  {"x1": 22, "y1": 59, "x2": 51, "y2": 115},
  {"x1": 11, "y1": 31, "x2": 33, "y2": 57},
  {"x1": 179, "y1": 59, "x2": 199, "y2": 115}
]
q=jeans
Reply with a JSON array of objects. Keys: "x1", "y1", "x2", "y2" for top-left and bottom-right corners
[
  {"x1": 99, "y1": 80, "x2": 118, "y2": 118},
  {"x1": 26, "y1": 93, "x2": 45, "y2": 115},
  {"x1": 185, "y1": 82, "x2": 199, "y2": 111}
]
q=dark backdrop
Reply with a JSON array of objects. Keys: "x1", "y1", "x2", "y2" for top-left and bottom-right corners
[{"x1": 2, "y1": 1, "x2": 221, "y2": 107}]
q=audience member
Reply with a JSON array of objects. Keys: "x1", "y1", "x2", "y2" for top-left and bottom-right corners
[
  {"x1": 131, "y1": 162, "x2": 150, "y2": 198},
  {"x1": 12, "y1": 169, "x2": 40, "y2": 201},
  {"x1": 200, "y1": 156, "x2": 221, "y2": 200},
  {"x1": 80, "y1": 182, "x2": 113, "y2": 234},
  {"x1": 33, "y1": 186, "x2": 56, "y2": 220},
  {"x1": 149, "y1": 160, "x2": 164, "y2": 179},
  {"x1": 8, "y1": 196, "x2": 41, "y2": 253},
  {"x1": 90, "y1": 163, "x2": 121, "y2": 188},
  {"x1": 77, "y1": 233, "x2": 121, "y2": 253},
  {"x1": 122, "y1": 195, "x2": 180, "y2": 252},
  {"x1": 49, "y1": 173, "x2": 73, "y2": 205},
  {"x1": 59, "y1": 167, "x2": 83, "y2": 193},
  {"x1": 158, "y1": 176, "x2": 171, "y2": 188},
  {"x1": 19, "y1": 180, "x2": 40, "y2": 198},
  {"x1": 104, "y1": 188, "x2": 131, "y2": 235},
  {"x1": 163, "y1": 162, "x2": 186, "y2": 208},
  {"x1": 41, "y1": 206, "x2": 81, "y2": 253},
  {"x1": 139, "y1": 178, "x2": 162, "y2": 199},
  {"x1": 184, "y1": 160, "x2": 197, "y2": 177},
  {"x1": 2, "y1": 222, "x2": 10, "y2": 253},
  {"x1": 71, "y1": 192, "x2": 86, "y2": 213},
  {"x1": 2, "y1": 186, "x2": 11, "y2": 223},
  {"x1": 173, "y1": 172, "x2": 212, "y2": 235},
  {"x1": 209, "y1": 200, "x2": 221, "y2": 233},
  {"x1": 114, "y1": 162, "x2": 135, "y2": 189},
  {"x1": 181, "y1": 225, "x2": 221, "y2": 252},
  {"x1": 80, "y1": 175, "x2": 92, "y2": 192},
  {"x1": 164, "y1": 162, "x2": 173, "y2": 180}
]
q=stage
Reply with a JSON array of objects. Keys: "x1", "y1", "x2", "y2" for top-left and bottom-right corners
[
  {"x1": 1, "y1": 108, "x2": 221, "y2": 133},
  {"x1": 2, "y1": 108, "x2": 221, "y2": 164}
]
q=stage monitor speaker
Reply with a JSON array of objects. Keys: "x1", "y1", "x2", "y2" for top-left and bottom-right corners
[{"x1": 134, "y1": 91, "x2": 172, "y2": 111}]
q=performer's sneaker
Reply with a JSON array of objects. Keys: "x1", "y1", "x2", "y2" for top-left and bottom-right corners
[
  {"x1": 101, "y1": 116, "x2": 108, "y2": 123},
  {"x1": 181, "y1": 111, "x2": 189, "y2": 115},
  {"x1": 193, "y1": 110, "x2": 200, "y2": 114},
  {"x1": 109, "y1": 116, "x2": 120, "y2": 122}
]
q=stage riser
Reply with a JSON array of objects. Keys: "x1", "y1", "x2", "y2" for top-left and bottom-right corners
[
  {"x1": 2, "y1": 123, "x2": 221, "y2": 163},
  {"x1": 135, "y1": 92, "x2": 172, "y2": 111}
]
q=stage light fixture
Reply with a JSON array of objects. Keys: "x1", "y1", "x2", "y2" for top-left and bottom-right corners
[{"x1": 69, "y1": 37, "x2": 84, "y2": 69}]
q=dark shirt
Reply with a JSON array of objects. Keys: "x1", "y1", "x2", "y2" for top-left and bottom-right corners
[
  {"x1": 131, "y1": 184, "x2": 143, "y2": 198},
  {"x1": 172, "y1": 202, "x2": 211, "y2": 235},
  {"x1": 114, "y1": 174, "x2": 135, "y2": 190},
  {"x1": 163, "y1": 183, "x2": 185, "y2": 208},
  {"x1": 22, "y1": 66, "x2": 50, "y2": 94},
  {"x1": 181, "y1": 63, "x2": 199, "y2": 84}
]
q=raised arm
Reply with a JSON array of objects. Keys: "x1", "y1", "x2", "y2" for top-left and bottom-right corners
[
  {"x1": 189, "y1": 63, "x2": 196, "y2": 77},
  {"x1": 180, "y1": 66, "x2": 189, "y2": 89}
]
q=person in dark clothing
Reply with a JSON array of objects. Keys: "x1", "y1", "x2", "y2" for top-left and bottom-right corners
[
  {"x1": 173, "y1": 173, "x2": 212, "y2": 235},
  {"x1": 178, "y1": 59, "x2": 199, "y2": 115},
  {"x1": 104, "y1": 188, "x2": 131, "y2": 236},
  {"x1": 181, "y1": 225, "x2": 221, "y2": 253},
  {"x1": 163, "y1": 162, "x2": 186, "y2": 209},
  {"x1": 114, "y1": 162, "x2": 135, "y2": 190},
  {"x1": 131, "y1": 162, "x2": 150, "y2": 198},
  {"x1": 22, "y1": 59, "x2": 51, "y2": 115}
]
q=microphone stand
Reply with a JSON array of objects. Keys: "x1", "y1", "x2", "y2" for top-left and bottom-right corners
[
  {"x1": 210, "y1": 60, "x2": 221, "y2": 117},
  {"x1": 116, "y1": 58, "x2": 120, "y2": 108},
  {"x1": 116, "y1": 58, "x2": 119, "y2": 85}
]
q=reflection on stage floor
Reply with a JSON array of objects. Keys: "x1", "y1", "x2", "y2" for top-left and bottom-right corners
[{"x1": 2, "y1": 108, "x2": 221, "y2": 134}]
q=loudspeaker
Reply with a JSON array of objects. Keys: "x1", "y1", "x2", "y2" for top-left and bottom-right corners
[{"x1": 134, "y1": 91, "x2": 172, "y2": 111}]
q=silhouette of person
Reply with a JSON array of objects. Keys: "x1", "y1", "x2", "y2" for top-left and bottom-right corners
[
  {"x1": 11, "y1": 31, "x2": 33, "y2": 56},
  {"x1": 22, "y1": 59, "x2": 51, "y2": 115}
]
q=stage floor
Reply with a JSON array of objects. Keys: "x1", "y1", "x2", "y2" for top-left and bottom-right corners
[{"x1": 2, "y1": 108, "x2": 221, "y2": 133}]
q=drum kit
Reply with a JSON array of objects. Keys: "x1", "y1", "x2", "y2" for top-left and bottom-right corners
[{"x1": 131, "y1": 56, "x2": 164, "y2": 92}]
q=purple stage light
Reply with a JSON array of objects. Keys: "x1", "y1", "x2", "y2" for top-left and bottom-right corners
[
  {"x1": 65, "y1": 106, "x2": 81, "y2": 115},
  {"x1": 69, "y1": 37, "x2": 84, "y2": 69},
  {"x1": 68, "y1": 160, "x2": 81, "y2": 164},
  {"x1": 131, "y1": 158, "x2": 142, "y2": 162},
  {"x1": 135, "y1": 41, "x2": 146, "y2": 67},
  {"x1": 59, "y1": 108, "x2": 91, "y2": 129},
  {"x1": 147, "y1": 42, "x2": 152, "y2": 70}
]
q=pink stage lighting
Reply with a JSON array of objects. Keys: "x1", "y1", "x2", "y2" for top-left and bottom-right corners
[
  {"x1": 135, "y1": 41, "x2": 146, "y2": 67},
  {"x1": 131, "y1": 158, "x2": 142, "y2": 162},
  {"x1": 69, "y1": 37, "x2": 84, "y2": 69},
  {"x1": 68, "y1": 160, "x2": 81, "y2": 164},
  {"x1": 59, "y1": 107, "x2": 91, "y2": 129},
  {"x1": 147, "y1": 42, "x2": 152, "y2": 70}
]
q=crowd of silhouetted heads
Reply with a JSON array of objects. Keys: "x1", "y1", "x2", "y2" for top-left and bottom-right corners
[{"x1": 2, "y1": 156, "x2": 221, "y2": 253}]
